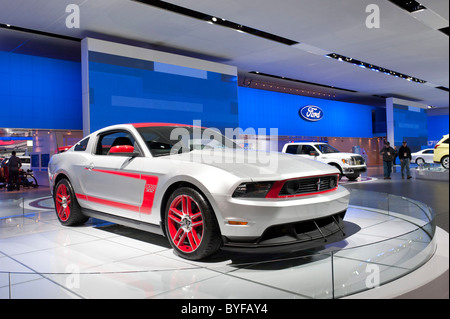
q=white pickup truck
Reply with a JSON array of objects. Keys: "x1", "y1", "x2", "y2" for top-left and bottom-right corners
[{"x1": 282, "y1": 142, "x2": 367, "y2": 180}]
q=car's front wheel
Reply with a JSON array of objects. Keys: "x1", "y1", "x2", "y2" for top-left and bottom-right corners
[
  {"x1": 54, "y1": 178, "x2": 88, "y2": 226},
  {"x1": 345, "y1": 173, "x2": 360, "y2": 181},
  {"x1": 415, "y1": 157, "x2": 425, "y2": 165},
  {"x1": 441, "y1": 155, "x2": 449, "y2": 169},
  {"x1": 165, "y1": 187, "x2": 222, "y2": 260}
]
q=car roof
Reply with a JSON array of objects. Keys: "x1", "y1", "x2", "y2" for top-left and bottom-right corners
[
  {"x1": 130, "y1": 123, "x2": 200, "y2": 128},
  {"x1": 287, "y1": 142, "x2": 326, "y2": 145}
]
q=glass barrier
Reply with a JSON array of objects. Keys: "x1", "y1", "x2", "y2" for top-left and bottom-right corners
[{"x1": 0, "y1": 189, "x2": 437, "y2": 299}]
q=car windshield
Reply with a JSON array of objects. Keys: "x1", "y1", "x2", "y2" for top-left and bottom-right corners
[
  {"x1": 315, "y1": 144, "x2": 340, "y2": 154},
  {"x1": 136, "y1": 126, "x2": 240, "y2": 157}
]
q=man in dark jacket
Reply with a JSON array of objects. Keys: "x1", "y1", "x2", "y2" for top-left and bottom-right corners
[
  {"x1": 7, "y1": 151, "x2": 22, "y2": 191},
  {"x1": 380, "y1": 142, "x2": 396, "y2": 179},
  {"x1": 398, "y1": 141, "x2": 412, "y2": 179}
]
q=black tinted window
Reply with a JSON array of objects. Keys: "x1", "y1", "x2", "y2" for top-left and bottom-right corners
[
  {"x1": 74, "y1": 137, "x2": 89, "y2": 151},
  {"x1": 285, "y1": 145, "x2": 299, "y2": 154},
  {"x1": 95, "y1": 131, "x2": 136, "y2": 155}
]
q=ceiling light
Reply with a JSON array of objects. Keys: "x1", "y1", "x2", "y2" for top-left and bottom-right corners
[
  {"x1": 388, "y1": 0, "x2": 427, "y2": 13},
  {"x1": 249, "y1": 71, "x2": 357, "y2": 93},
  {"x1": 132, "y1": 0, "x2": 299, "y2": 45},
  {"x1": 326, "y1": 53, "x2": 427, "y2": 84}
]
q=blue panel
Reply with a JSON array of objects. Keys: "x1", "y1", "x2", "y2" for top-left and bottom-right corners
[
  {"x1": 238, "y1": 87, "x2": 375, "y2": 138},
  {"x1": 0, "y1": 51, "x2": 82, "y2": 130},
  {"x1": 87, "y1": 52, "x2": 238, "y2": 133},
  {"x1": 393, "y1": 104, "x2": 428, "y2": 151},
  {"x1": 428, "y1": 114, "x2": 449, "y2": 146}
]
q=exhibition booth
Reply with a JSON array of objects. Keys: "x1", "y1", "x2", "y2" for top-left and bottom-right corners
[{"x1": 0, "y1": 38, "x2": 448, "y2": 299}]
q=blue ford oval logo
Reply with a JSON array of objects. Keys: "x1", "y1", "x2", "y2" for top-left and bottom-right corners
[{"x1": 299, "y1": 105, "x2": 324, "y2": 122}]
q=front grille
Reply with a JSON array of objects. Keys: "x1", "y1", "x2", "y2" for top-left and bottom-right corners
[{"x1": 278, "y1": 174, "x2": 338, "y2": 197}]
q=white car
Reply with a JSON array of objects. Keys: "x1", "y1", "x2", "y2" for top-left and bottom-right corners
[
  {"x1": 19, "y1": 156, "x2": 31, "y2": 171},
  {"x1": 48, "y1": 123, "x2": 350, "y2": 260},
  {"x1": 282, "y1": 142, "x2": 367, "y2": 181},
  {"x1": 411, "y1": 148, "x2": 434, "y2": 164}
]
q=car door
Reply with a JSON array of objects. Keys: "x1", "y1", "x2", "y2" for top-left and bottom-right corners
[
  {"x1": 80, "y1": 130, "x2": 147, "y2": 220},
  {"x1": 298, "y1": 144, "x2": 319, "y2": 159},
  {"x1": 423, "y1": 149, "x2": 434, "y2": 163}
]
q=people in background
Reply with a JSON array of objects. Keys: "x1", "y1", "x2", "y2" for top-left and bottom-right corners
[
  {"x1": 380, "y1": 142, "x2": 396, "y2": 180},
  {"x1": 398, "y1": 141, "x2": 412, "y2": 179},
  {"x1": 7, "y1": 151, "x2": 22, "y2": 191}
]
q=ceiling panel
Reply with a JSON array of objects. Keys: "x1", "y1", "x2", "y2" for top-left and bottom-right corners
[{"x1": 0, "y1": 0, "x2": 447, "y2": 108}]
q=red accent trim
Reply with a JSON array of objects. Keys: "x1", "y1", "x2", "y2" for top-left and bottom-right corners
[
  {"x1": 75, "y1": 193, "x2": 88, "y2": 201},
  {"x1": 131, "y1": 123, "x2": 199, "y2": 128},
  {"x1": 108, "y1": 145, "x2": 134, "y2": 154},
  {"x1": 81, "y1": 168, "x2": 158, "y2": 214},
  {"x1": 77, "y1": 194, "x2": 140, "y2": 212},
  {"x1": 266, "y1": 173, "x2": 339, "y2": 199}
]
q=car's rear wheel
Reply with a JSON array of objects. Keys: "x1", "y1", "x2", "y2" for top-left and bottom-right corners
[
  {"x1": 54, "y1": 178, "x2": 88, "y2": 226},
  {"x1": 165, "y1": 187, "x2": 222, "y2": 260}
]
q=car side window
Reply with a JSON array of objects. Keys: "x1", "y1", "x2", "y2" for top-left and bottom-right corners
[
  {"x1": 95, "y1": 131, "x2": 137, "y2": 156},
  {"x1": 74, "y1": 137, "x2": 89, "y2": 151},
  {"x1": 302, "y1": 145, "x2": 316, "y2": 155},
  {"x1": 285, "y1": 145, "x2": 299, "y2": 154}
]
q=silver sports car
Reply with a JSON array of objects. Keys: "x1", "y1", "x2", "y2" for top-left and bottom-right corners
[{"x1": 48, "y1": 123, "x2": 349, "y2": 260}]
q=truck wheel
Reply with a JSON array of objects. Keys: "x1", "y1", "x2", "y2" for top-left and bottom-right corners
[{"x1": 345, "y1": 173, "x2": 360, "y2": 181}]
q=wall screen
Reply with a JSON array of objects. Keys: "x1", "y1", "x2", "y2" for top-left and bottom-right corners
[{"x1": 83, "y1": 38, "x2": 238, "y2": 135}]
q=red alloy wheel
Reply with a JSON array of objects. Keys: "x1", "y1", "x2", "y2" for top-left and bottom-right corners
[
  {"x1": 55, "y1": 183, "x2": 71, "y2": 222},
  {"x1": 167, "y1": 195, "x2": 204, "y2": 253}
]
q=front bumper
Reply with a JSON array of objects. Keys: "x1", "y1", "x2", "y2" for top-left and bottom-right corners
[
  {"x1": 211, "y1": 185, "x2": 350, "y2": 248},
  {"x1": 342, "y1": 165, "x2": 367, "y2": 175}
]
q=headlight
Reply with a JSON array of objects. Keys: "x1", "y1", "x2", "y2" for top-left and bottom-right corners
[
  {"x1": 341, "y1": 158, "x2": 352, "y2": 165},
  {"x1": 232, "y1": 182, "x2": 274, "y2": 198}
]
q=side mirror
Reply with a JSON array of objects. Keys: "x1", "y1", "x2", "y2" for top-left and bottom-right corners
[
  {"x1": 309, "y1": 151, "x2": 319, "y2": 156},
  {"x1": 108, "y1": 145, "x2": 139, "y2": 157}
]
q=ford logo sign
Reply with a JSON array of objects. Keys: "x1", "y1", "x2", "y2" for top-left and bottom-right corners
[{"x1": 299, "y1": 105, "x2": 324, "y2": 122}]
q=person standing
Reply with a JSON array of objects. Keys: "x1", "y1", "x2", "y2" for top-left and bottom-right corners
[
  {"x1": 380, "y1": 142, "x2": 396, "y2": 179},
  {"x1": 398, "y1": 141, "x2": 412, "y2": 179},
  {"x1": 7, "y1": 151, "x2": 22, "y2": 191}
]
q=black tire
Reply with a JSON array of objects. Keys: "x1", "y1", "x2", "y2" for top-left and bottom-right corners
[
  {"x1": 165, "y1": 187, "x2": 222, "y2": 260},
  {"x1": 415, "y1": 158, "x2": 425, "y2": 165},
  {"x1": 441, "y1": 155, "x2": 449, "y2": 169},
  {"x1": 53, "y1": 178, "x2": 88, "y2": 226},
  {"x1": 345, "y1": 173, "x2": 360, "y2": 181}
]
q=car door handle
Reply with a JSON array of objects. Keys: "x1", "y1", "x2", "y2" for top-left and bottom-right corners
[{"x1": 86, "y1": 163, "x2": 95, "y2": 171}]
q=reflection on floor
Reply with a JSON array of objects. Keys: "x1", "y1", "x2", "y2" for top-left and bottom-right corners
[{"x1": 0, "y1": 181, "x2": 444, "y2": 299}]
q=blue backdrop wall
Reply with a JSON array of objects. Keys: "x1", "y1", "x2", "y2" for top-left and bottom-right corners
[
  {"x1": 427, "y1": 114, "x2": 449, "y2": 146},
  {"x1": 0, "y1": 51, "x2": 82, "y2": 130},
  {"x1": 238, "y1": 87, "x2": 376, "y2": 137}
]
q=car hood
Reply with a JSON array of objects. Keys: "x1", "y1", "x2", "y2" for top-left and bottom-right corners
[
  {"x1": 170, "y1": 149, "x2": 340, "y2": 181},
  {"x1": 334, "y1": 152, "x2": 362, "y2": 158}
]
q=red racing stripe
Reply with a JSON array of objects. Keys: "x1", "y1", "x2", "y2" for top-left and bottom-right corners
[{"x1": 81, "y1": 168, "x2": 159, "y2": 214}]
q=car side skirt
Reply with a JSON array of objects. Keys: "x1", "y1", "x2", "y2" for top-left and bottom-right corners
[{"x1": 81, "y1": 208, "x2": 165, "y2": 236}]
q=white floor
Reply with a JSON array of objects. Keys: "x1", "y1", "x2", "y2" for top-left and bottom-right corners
[{"x1": 0, "y1": 193, "x2": 444, "y2": 299}]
